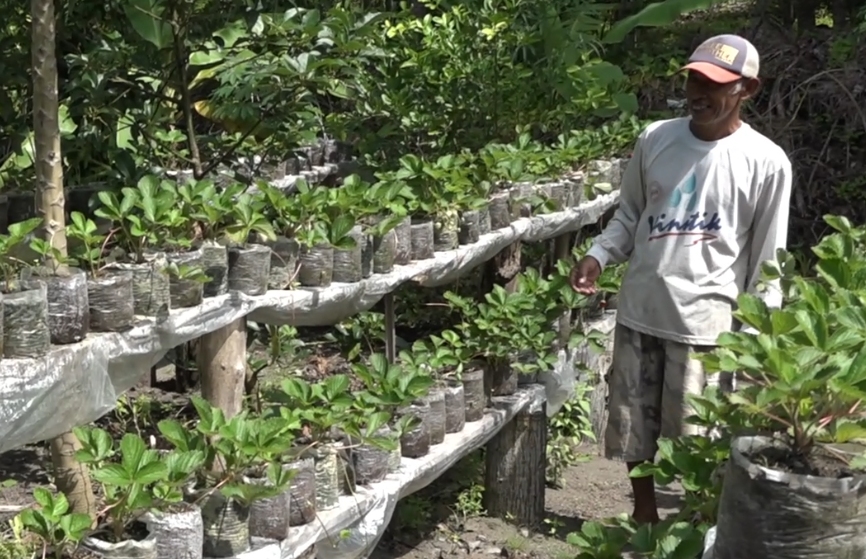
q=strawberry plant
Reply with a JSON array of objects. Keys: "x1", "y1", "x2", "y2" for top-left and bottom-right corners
[
  {"x1": 156, "y1": 396, "x2": 295, "y2": 506},
  {"x1": 16, "y1": 488, "x2": 93, "y2": 559},
  {"x1": 353, "y1": 353, "x2": 435, "y2": 410},
  {"x1": 73, "y1": 428, "x2": 168, "y2": 542}
]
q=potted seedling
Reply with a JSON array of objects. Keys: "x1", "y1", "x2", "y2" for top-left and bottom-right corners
[
  {"x1": 445, "y1": 277, "x2": 559, "y2": 397},
  {"x1": 28, "y1": 229, "x2": 90, "y2": 346},
  {"x1": 65, "y1": 211, "x2": 135, "y2": 332},
  {"x1": 143, "y1": 449, "x2": 208, "y2": 559},
  {"x1": 73, "y1": 428, "x2": 168, "y2": 559},
  {"x1": 0, "y1": 217, "x2": 50, "y2": 358},
  {"x1": 353, "y1": 354, "x2": 435, "y2": 459},
  {"x1": 322, "y1": 184, "x2": 366, "y2": 283},
  {"x1": 241, "y1": 408, "x2": 306, "y2": 541},
  {"x1": 340, "y1": 402, "x2": 395, "y2": 486},
  {"x1": 703, "y1": 218, "x2": 866, "y2": 558},
  {"x1": 290, "y1": 181, "x2": 355, "y2": 288},
  {"x1": 137, "y1": 177, "x2": 213, "y2": 309},
  {"x1": 402, "y1": 332, "x2": 471, "y2": 432},
  {"x1": 279, "y1": 375, "x2": 354, "y2": 510},
  {"x1": 391, "y1": 156, "x2": 438, "y2": 261},
  {"x1": 342, "y1": 174, "x2": 409, "y2": 275},
  {"x1": 95, "y1": 179, "x2": 172, "y2": 316},
  {"x1": 185, "y1": 180, "x2": 239, "y2": 297},
  {"x1": 225, "y1": 191, "x2": 277, "y2": 296},
  {"x1": 368, "y1": 176, "x2": 414, "y2": 265},
  {"x1": 584, "y1": 159, "x2": 617, "y2": 201},
  {"x1": 257, "y1": 181, "x2": 302, "y2": 289},
  {"x1": 157, "y1": 396, "x2": 295, "y2": 558},
  {"x1": 320, "y1": 188, "x2": 363, "y2": 283}
]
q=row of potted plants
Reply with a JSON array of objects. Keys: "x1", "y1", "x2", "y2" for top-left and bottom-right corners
[
  {"x1": 10, "y1": 262, "x2": 607, "y2": 558},
  {"x1": 0, "y1": 150, "x2": 625, "y2": 361}
]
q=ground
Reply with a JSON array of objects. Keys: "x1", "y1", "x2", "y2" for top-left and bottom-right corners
[{"x1": 371, "y1": 447, "x2": 683, "y2": 559}]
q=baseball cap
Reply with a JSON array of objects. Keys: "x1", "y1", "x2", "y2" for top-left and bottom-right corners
[{"x1": 682, "y1": 34, "x2": 760, "y2": 83}]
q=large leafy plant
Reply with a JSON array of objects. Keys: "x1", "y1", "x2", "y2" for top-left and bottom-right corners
[
  {"x1": 279, "y1": 375, "x2": 355, "y2": 444},
  {"x1": 157, "y1": 396, "x2": 295, "y2": 506},
  {"x1": 354, "y1": 353, "x2": 435, "y2": 410},
  {"x1": 700, "y1": 215, "x2": 866, "y2": 460},
  {"x1": 73, "y1": 429, "x2": 169, "y2": 541},
  {"x1": 445, "y1": 271, "x2": 561, "y2": 376}
]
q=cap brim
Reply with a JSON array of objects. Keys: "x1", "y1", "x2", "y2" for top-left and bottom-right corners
[{"x1": 680, "y1": 62, "x2": 741, "y2": 83}]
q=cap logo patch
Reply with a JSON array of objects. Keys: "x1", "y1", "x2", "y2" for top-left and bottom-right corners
[{"x1": 696, "y1": 43, "x2": 739, "y2": 65}]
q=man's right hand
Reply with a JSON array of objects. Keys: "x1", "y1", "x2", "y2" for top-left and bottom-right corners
[{"x1": 570, "y1": 256, "x2": 602, "y2": 294}]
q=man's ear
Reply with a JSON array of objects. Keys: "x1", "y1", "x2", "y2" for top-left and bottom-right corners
[{"x1": 741, "y1": 78, "x2": 761, "y2": 100}]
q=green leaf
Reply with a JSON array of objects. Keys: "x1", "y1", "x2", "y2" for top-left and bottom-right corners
[
  {"x1": 134, "y1": 461, "x2": 168, "y2": 485},
  {"x1": 770, "y1": 309, "x2": 798, "y2": 336},
  {"x1": 214, "y1": 20, "x2": 249, "y2": 48},
  {"x1": 603, "y1": 0, "x2": 721, "y2": 44},
  {"x1": 612, "y1": 92, "x2": 638, "y2": 114},
  {"x1": 834, "y1": 422, "x2": 866, "y2": 443},
  {"x1": 123, "y1": 0, "x2": 173, "y2": 50},
  {"x1": 735, "y1": 293, "x2": 772, "y2": 333},
  {"x1": 330, "y1": 215, "x2": 355, "y2": 242},
  {"x1": 93, "y1": 464, "x2": 132, "y2": 487},
  {"x1": 795, "y1": 309, "x2": 828, "y2": 349},
  {"x1": 816, "y1": 258, "x2": 850, "y2": 289},
  {"x1": 189, "y1": 50, "x2": 226, "y2": 65},
  {"x1": 120, "y1": 433, "x2": 147, "y2": 474},
  {"x1": 836, "y1": 307, "x2": 866, "y2": 332},
  {"x1": 59, "y1": 513, "x2": 93, "y2": 539}
]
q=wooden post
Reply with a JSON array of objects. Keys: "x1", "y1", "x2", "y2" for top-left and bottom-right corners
[
  {"x1": 199, "y1": 318, "x2": 246, "y2": 418},
  {"x1": 383, "y1": 293, "x2": 397, "y2": 363},
  {"x1": 479, "y1": 239, "x2": 547, "y2": 526},
  {"x1": 483, "y1": 401, "x2": 548, "y2": 527}
]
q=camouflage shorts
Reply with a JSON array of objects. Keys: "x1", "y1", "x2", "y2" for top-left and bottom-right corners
[{"x1": 604, "y1": 323, "x2": 732, "y2": 462}]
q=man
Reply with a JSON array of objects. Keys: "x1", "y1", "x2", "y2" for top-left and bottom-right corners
[{"x1": 570, "y1": 34, "x2": 791, "y2": 524}]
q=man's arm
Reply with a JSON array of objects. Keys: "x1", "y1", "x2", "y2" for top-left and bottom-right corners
[
  {"x1": 745, "y1": 160, "x2": 793, "y2": 310},
  {"x1": 585, "y1": 133, "x2": 647, "y2": 269}
]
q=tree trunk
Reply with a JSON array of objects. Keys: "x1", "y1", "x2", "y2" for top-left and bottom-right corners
[
  {"x1": 32, "y1": 0, "x2": 95, "y2": 517},
  {"x1": 479, "y1": 241, "x2": 547, "y2": 526},
  {"x1": 199, "y1": 318, "x2": 246, "y2": 419},
  {"x1": 483, "y1": 403, "x2": 547, "y2": 527}
]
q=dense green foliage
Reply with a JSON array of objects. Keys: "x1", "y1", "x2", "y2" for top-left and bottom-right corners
[{"x1": 4, "y1": 0, "x2": 863, "y2": 194}]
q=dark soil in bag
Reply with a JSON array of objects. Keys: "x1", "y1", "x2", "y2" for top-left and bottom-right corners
[
  {"x1": 462, "y1": 367, "x2": 486, "y2": 422},
  {"x1": 410, "y1": 218, "x2": 435, "y2": 260},
  {"x1": 167, "y1": 250, "x2": 205, "y2": 308},
  {"x1": 88, "y1": 271, "x2": 135, "y2": 332},
  {"x1": 200, "y1": 242, "x2": 228, "y2": 297},
  {"x1": 227, "y1": 244, "x2": 270, "y2": 296},
  {"x1": 458, "y1": 210, "x2": 481, "y2": 245},
  {"x1": 2, "y1": 281, "x2": 50, "y2": 358},
  {"x1": 298, "y1": 244, "x2": 334, "y2": 287},
  {"x1": 37, "y1": 268, "x2": 90, "y2": 344},
  {"x1": 267, "y1": 236, "x2": 300, "y2": 289},
  {"x1": 332, "y1": 226, "x2": 364, "y2": 283}
]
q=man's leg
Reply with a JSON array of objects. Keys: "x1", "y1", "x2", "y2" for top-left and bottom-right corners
[
  {"x1": 659, "y1": 341, "x2": 711, "y2": 442},
  {"x1": 604, "y1": 324, "x2": 665, "y2": 524}
]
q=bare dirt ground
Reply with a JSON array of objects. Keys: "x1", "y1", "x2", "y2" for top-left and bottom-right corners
[{"x1": 371, "y1": 447, "x2": 683, "y2": 559}]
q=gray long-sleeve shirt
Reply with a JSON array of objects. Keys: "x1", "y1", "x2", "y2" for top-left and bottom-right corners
[{"x1": 587, "y1": 117, "x2": 792, "y2": 345}]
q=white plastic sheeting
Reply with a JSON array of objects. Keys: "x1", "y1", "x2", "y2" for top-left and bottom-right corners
[{"x1": 0, "y1": 193, "x2": 618, "y2": 453}]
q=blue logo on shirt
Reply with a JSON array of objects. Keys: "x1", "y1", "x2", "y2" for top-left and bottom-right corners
[{"x1": 647, "y1": 172, "x2": 721, "y2": 245}]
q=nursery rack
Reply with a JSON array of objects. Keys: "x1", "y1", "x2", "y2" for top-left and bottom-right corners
[{"x1": 0, "y1": 166, "x2": 621, "y2": 559}]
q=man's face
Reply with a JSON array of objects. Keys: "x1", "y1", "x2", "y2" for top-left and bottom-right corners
[{"x1": 684, "y1": 70, "x2": 753, "y2": 126}]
